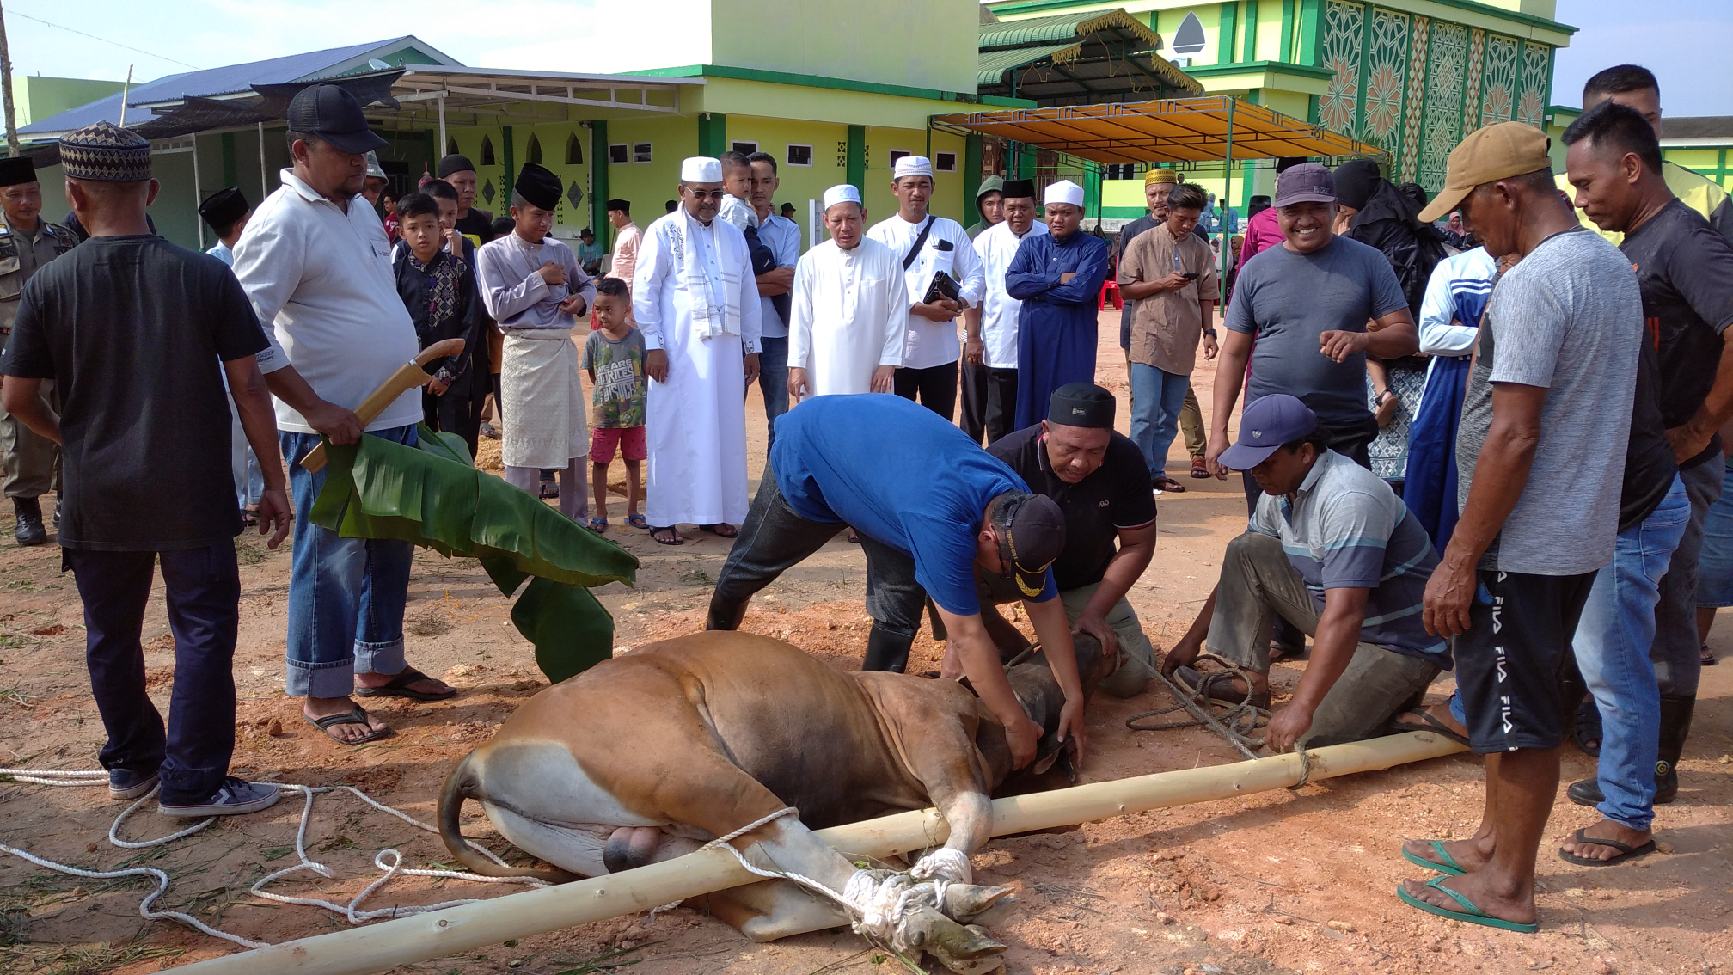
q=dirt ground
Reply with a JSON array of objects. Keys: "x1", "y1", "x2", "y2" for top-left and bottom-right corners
[{"x1": 2, "y1": 312, "x2": 1730, "y2": 975}]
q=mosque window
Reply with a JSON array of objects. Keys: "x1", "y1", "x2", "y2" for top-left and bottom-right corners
[
  {"x1": 936, "y1": 152, "x2": 958, "y2": 173},
  {"x1": 609, "y1": 144, "x2": 630, "y2": 165},
  {"x1": 786, "y1": 144, "x2": 813, "y2": 167},
  {"x1": 480, "y1": 136, "x2": 496, "y2": 166},
  {"x1": 566, "y1": 134, "x2": 583, "y2": 165},
  {"x1": 526, "y1": 134, "x2": 543, "y2": 165}
]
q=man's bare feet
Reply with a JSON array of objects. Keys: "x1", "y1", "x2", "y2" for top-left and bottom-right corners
[
  {"x1": 1557, "y1": 818, "x2": 1655, "y2": 864},
  {"x1": 1401, "y1": 834, "x2": 1493, "y2": 874},
  {"x1": 1399, "y1": 868, "x2": 1536, "y2": 928},
  {"x1": 304, "y1": 696, "x2": 391, "y2": 744}
]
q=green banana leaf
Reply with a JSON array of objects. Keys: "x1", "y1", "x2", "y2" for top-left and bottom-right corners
[{"x1": 310, "y1": 426, "x2": 638, "y2": 683}]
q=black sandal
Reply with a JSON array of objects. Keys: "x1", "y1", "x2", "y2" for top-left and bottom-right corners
[
  {"x1": 651, "y1": 526, "x2": 684, "y2": 545},
  {"x1": 1558, "y1": 828, "x2": 1656, "y2": 867},
  {"x1": 1701, "y1": 644, "x2": 1718, "y2": 666},
  {"x1": 354, "y1": 666, "x2": 457, "y2": 702}
]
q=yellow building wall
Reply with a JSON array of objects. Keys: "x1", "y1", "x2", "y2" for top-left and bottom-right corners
[
  {"x1": 860, "y1": 126, "x2": 968, "y2": 225},
  {"x1": 1255, "y1": 12, "x2": 1285, "y2": 61},
  {"x1": 727, "y1": 116, "x2": 849, "y2": 245},
  {"x1": 695, "y1": 77, "x2": 960, "y2": 131},
  {"x1": 1665, "y1": 149, "x2": 1722, "y2": 170},
  {"x1": 709, "y1": 0, "x2": 977, "y2": 95},
  {"x1": 509, "y1": 122, "x2": 595, "y2": 239},
  {"x1": 604, "y1": 116, "x2": 700, "y2": 230}
]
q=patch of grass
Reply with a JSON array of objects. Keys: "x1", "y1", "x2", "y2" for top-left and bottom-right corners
[
  {"x1": 260, "y1": 846, "x2": 294, "y2": 862},
  {"x1": 0, "y1": 634, "x2": 28, "y2": 650},
  {"x1": 407, "y1": 612, "x2": 454, "y2": 637},
  {"x1": 679, "y1": 567, "x2": 712, "y2": 586},
  {"x1": 553, "y1": 942, "x2": 652, "y2": 974},
  {"x1": 317, "y1": 834, "x2": 360, "y2": 853},
  {"x1": 0, "y1": 940, "x2": 186, "y2": 974}
]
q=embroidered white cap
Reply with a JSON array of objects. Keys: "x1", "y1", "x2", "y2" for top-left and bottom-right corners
[
  {"x1": 822, "y1": 185, "x2": 862, "y2": 210},
  {"x1": 892, "y1": 155, "x2": 934, "y2": 181},
  {"x1": 1044, "y1": 179, "x2": 1085, "y2": 207},
  {"x1": 681, "y1": 156, "x2": 723, "y2": 183}
]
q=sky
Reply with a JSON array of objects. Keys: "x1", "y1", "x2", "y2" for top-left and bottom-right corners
[{"x1": 6, "y1": 0, "x2": 1733, "y2": 117}]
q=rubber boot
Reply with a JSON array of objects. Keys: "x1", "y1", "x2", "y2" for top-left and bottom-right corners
[
  {"x1": 862, "y1": 625, "x2": 915, "y2": 673},
  {"x1": 1567, "y1": 694, "x2": 1693, "y2": 807},
  {"x1": 1653, "y1": 694, "x2": 1694, "y2": 805},
  {"x1": 12, "y1": 498, "x2": 46, "y2": 547}
]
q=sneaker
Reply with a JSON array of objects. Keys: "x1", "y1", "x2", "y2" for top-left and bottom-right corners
[
  {"x1": 158, "y1": 777, "x2": 281, "y2": 818},
  {"x1": 108, "y1": 768, "x2": 159, "y2": 800}
]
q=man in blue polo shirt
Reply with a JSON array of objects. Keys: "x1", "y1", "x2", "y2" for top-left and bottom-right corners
[
  {"x1": 1162, "y1": 395, "x2": 1445, "y2": 750},
  {"x1": 707, "y1": 394, "x2": 1090, "y2": 769}
]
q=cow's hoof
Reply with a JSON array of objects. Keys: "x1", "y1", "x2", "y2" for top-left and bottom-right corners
[
  {"x1": 919, "y1": 916, "x2": 1008, "y2": 974},
  {"x1": 941, "y1": 882, "x2": 1013, "y2": 923}
]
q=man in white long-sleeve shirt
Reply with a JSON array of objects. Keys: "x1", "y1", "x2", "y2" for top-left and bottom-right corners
[
  {"x1": 966, "y1": 178, "x2": 1047, "y2": 444},
  {"x1": 475, "y1": 163, "x2": 596, "y2": 524},
  {"x1": 633, "y1": 156, "x2": 762, "y2": 546},
  {"x1": 867, "y1": 155, "x2": 984, "y2": 421},
  {"x1": 787, "y1": 185, "x2": 906, "y2": 400}
]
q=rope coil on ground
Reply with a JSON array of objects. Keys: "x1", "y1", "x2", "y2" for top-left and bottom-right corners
[
  {"x1": 1126, "y1": 656, "x2": 1268, "y2": 760},
  {"x1": 0, "y1": 766, "x2": 547, "y2": 950}
]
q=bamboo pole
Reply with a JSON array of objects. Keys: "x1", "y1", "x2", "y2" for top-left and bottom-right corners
[
  {"x1": 169, "y1": 731, "x2": 1465, "y2": 975},
  {"x1": 301, "y1": 338, "x2": 464, "y2": 473}
]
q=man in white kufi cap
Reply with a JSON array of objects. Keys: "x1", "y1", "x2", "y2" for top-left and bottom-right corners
[
  {"x1": 787, "y1": 185, "x2": 909, "y2": 399},
  {"x1": 1006, "y1": 178, "x2": 1110, "y2": 429},
  {"x1": 866, "y1": 156, "x2": 984, "y2": 421},
  {"x1": 632, "y1": 156, "x2": 762, "y2": 545}
]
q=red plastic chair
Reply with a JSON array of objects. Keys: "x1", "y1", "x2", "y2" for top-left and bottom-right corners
[{"x1": 1099, "y1": 277, "x2": 1122, "y2": 310}]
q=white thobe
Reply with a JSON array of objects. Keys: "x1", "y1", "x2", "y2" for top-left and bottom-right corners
[
  {"x1": 972, "y1": 220, "x2": 1049, "y2": 369},
  {"x1": 788, "y1": 238, "x2": 908, "y2": 397},
  {"x1": 865, "y1": 213, "x2": 985, "y2": 371},
  {"x1": 633, "y1": 210, "x2": 762, "y2": 527}
]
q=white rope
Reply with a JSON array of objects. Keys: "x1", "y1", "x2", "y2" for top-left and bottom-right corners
[{"x1": 0, "y1": 767, "x2": 546, "y2": 950}]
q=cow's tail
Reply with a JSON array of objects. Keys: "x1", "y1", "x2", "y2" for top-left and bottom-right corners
[{"x1": 437, "y1": 751, "x2": 577, "y2": 884}]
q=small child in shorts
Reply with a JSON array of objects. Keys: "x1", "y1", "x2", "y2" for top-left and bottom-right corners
[{"x1": 581, "y1": 277, "x2": 648, "y2": 531}]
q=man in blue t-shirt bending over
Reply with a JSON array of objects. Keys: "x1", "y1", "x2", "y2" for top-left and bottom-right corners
[{"x1": 708, "y1": 394, "x2": 1089, "y2": 768}]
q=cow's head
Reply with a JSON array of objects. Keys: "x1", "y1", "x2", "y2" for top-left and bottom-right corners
[{"x1": 974, "y1": 633, "x2": 1108, "y2": 794}]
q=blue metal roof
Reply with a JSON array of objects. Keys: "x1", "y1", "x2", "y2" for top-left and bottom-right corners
[{"x1": 21, "y1": 37, "x2": 437, "y2": 137}]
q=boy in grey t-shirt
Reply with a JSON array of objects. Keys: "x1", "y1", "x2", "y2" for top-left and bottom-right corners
[
  {"x1": 581, "y1": 279, "x2": 648, "y2": 531},
  {"x1": 1399, "y1": 123, "x2": 1640, "y2": 935}
]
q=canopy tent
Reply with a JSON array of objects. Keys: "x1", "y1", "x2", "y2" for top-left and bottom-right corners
[{"x1": 930, "y1": 95, "x2": 1382, "y2": 166}]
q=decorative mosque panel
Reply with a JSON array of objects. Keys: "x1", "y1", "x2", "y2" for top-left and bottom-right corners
[
  {"x1": 1362, "y1": 8, "x2": 1410, "y2": 156},
  {"x1": 1398, "y1": 14, "x2": 1431, "y2": 183},
  {"x1": 1321, "y1": 0, "x2": 1366, "y2": 136},
  {"x1": 1481, "y1": 34, "x2": 1520, "y2": 128},
  {"x1": 1517, "y1": 42, "x2": 1552, "y2": 126},
  {"x1": 1461, "y1": 28, "x2": 1487, "y2": 137},
  {"x1": 1419, "y1": 22, "x2": 1468, "y2": 193}
]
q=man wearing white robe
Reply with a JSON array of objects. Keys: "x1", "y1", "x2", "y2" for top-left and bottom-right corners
[
  {"x1": 967, "y1": 178, "x2": 1048, "y2": 444},
  {"x1": 634, "y1": 156, "x2": 762, "y2": 545},
  {"x1": 788, "y1": 185, "x2": 906, "y2": 399}
]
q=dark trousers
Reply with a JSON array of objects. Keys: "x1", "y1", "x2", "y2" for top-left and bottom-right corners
[
  {"x1": 895, "y1": 361, "x2": 959, "y2": 422},
  {"x1": 65, "y1": 541, "x2": 241, "y2": 805},
  {"x1": 708, "y1": 467, "x2": 926, "y2": 672},
  {"x1": 959, "y1": 363, "x2": 1019, "y2": 445},
  {"x1": 1241, "y1": 421, "x2": 1375, "y2": 651},
  {"x1": 425, "y1": 389, "x2": 482, "y2": 460}
]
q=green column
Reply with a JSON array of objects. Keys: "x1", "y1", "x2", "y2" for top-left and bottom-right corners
[
  {"x1": 962, "y1": 133, "x2": 984, "y2": 208},
  {"x1": 1298, "y1": 0, "x2": 1323, "y2": 65},
  {"x1": 220, "y1": 132, "x2": 238, "y2": 188},
  {"x1": 1243, "y1": 1, "x2": 1260, "y2": 61},
  {"x1": 1082, "y1": 162, "x2": 1102, "y2": 221},
  {"x1": 501, "y1": 124, "x2": 514, "y2": 211},
  {"x1": 1219, "y1": 3, "x2": 1238, "y2": 66},
  {"x1": 590, "y1": 121, "x2": 609, "y2": 247},
  {"x1": 1018, "y1": 144, "x2": 1038, "y2": 179},
  {"x1": 1279, "y1": 0, "x2": 1296, "y2": 63},
  {"x1": 698, "y1": 113, "x2": 727, "y2": 157},
  {"x1": 846, "y1": 125, "x2": 866, "y2": 189}
]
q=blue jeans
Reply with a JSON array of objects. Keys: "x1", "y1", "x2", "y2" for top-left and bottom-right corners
[
  {"x1": 1574, "y1": 474, "x2": 1690, "y2": 831},
  {"x1": 1697, "y1": 457, "x2": 1733, "y2": 607},
  {"x1": 281, "y1": 426, "x2": 416, "y2": 698},
  {"x1": 1129, "y1": 363, "x2": 1189, "y2": 479},
  {"x1": 755, "y1": 335, "x2": 790, "y2": 453},
  {"x1": 66, "y1": 542, "x2": 241, "y2": 805}
]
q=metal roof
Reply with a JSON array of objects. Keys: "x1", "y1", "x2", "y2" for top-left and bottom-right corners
[
  {"x1": 1660, "y1": 116, "x2": 1733, "y2": 142},
  {"x1": 976, "y1": 9, "x2": 1200, "y2": 106},
  {"x1": 19, "y1": 36, "x2": 458, "y2": 139},
  {"x1": 931, "y1": 96, "x2": 1382, "y2": 165},
  {"x1": 388, "y1": 66, "x2": 701, "y2": 124}
]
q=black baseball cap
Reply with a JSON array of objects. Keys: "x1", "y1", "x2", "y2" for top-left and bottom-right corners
[
  {"x1": 286, "y1": 84, "x2": 387, "y2": 155},
  {"x1": 989, "y1": 493, "x2": 1066, "y2": 599}
]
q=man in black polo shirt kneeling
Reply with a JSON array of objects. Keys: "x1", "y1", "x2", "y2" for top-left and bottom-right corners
[{"x1": 977, "y1": 383, "x2": 1159, "y2": 697}]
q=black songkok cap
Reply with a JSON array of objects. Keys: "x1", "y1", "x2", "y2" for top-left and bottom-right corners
[
  {"x1": 1000, "y1": 179, "x2": 1037, "y2": 201},
  {"x1": 438, "y1": 153, "x2": 477, "y2": 178},
  {"x1": 198, "y1": 186, "x2": 248, "y2": 231},
  {"x1": 0, "y1": 155, "x2": 36, "y2": 187},
  {"x1": 1048, "y1": 382, "x2": 1115, "y2": 429},
  {"x1": 514, "y1": 163, "x2": 562, "y2": 212}
]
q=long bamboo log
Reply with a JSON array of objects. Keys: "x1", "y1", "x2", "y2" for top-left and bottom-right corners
[{"x1": 170, "y1": 731, "x2": 1465, "y2": 975}]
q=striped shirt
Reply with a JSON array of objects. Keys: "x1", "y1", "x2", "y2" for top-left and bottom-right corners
[{"x1": 1250, "y1": 449, "x2": 1447, "y2": 663}]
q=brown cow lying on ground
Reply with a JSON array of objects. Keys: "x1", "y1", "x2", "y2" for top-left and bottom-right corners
[{"x1": 438, "y1": 630, "x2": 1106, "y2": 974}]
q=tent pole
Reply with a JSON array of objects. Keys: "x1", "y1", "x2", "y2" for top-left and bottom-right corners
[
  {"x1": 257, "y1": 122, "x2": 268, "y2": 199},
  {"x1": 437, "y1": 95, "x2": 447, "y2": 160},
  {"x1": 1221, "y1": 98, "x2": 1236, "y2": 306},
  {"x1": 191, "y1": 133, "x2": 204, "y2": 250}
]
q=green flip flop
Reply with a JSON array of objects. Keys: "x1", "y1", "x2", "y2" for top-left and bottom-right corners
[
  {"x1": 1397, "y1": 876, "x2": 1539, "y2": 933},
  {"x1": 1401, "y1": 839, "x2": 1468, "y2": 876}
]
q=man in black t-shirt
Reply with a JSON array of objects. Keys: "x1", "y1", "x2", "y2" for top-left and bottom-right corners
[
  {"x1": 1564, "y1": 102, "x2": 1733, "y2": 813},
  {"x1": 0, "y1": 122, "x2": 288, "y2": 818},
  {"x1": 979, "y1": 384, "x2": 1158, "y2": 697}
]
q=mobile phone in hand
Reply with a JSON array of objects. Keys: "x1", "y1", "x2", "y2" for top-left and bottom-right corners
[{"x1": 1182, "y1": 271, "x2": 1199, "y2": 280}]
